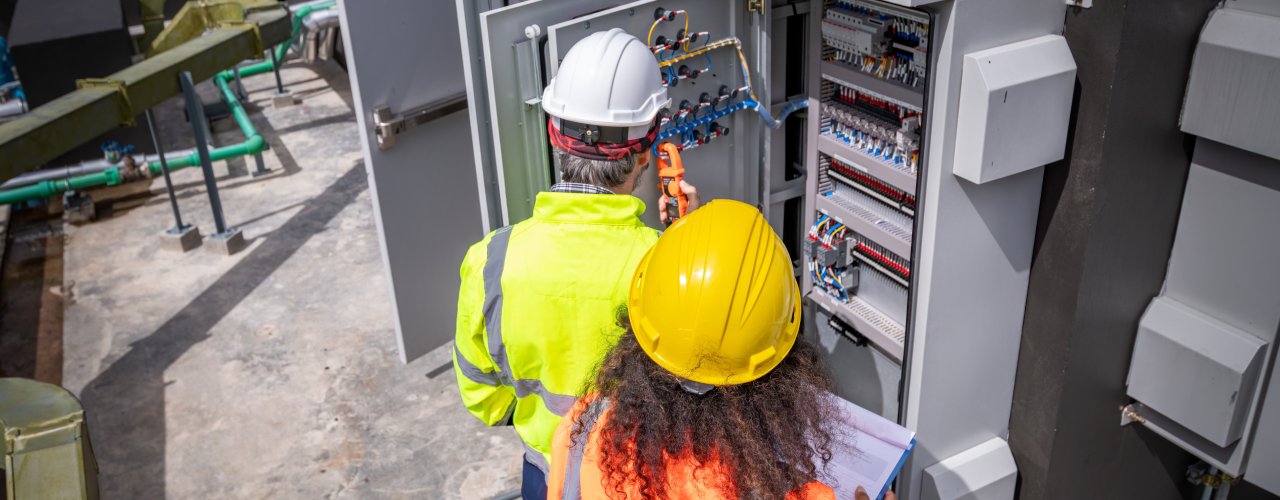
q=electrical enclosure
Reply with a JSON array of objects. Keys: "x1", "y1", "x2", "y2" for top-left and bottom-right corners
[
  {"x1": 1127, "y1": 296, "x2": 1266, "y2": 448},
  {"x1": 446, "y1": 1, "x2": 1074, "y2": 497},
  {"x1": 952, "y1": 35, "x2": 1075, "y2": 185}
]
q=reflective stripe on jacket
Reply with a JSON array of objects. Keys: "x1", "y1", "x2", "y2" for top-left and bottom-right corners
[
  {"x1": 453, "y1": 192, "x2": 659, "y2": 471},
  {"x1": 548, "y1": 397, "x2": 837, "y2": 499}
]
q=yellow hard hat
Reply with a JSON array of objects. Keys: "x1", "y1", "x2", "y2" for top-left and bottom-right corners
[{"x1": 628, "y1": 199, "x2": 802, "y2": 386}]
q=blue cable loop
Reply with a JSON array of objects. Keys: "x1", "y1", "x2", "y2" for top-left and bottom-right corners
[
  {"x1": 651, "y1": 98, "x2": 809, "y2": 153},
  {"x1": 748, "y1": 98, "x2": 809, "y2": 129}
]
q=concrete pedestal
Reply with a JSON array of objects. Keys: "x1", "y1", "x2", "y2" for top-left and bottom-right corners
[
  {"x1": 207, "y1": 228, "x2": 247, "y2": 256},
  {"x1": 162, "y1": 225, "x2": 202, "y2": 252},
  {"x1": 272, "y1": 91, "x2": 297, "y2": 108}
]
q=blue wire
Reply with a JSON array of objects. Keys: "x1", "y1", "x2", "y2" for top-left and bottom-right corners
[
  {"x1": 747, "y1": 98, "x2": 808, "y2": 129},
  {"x1": 702, "y1": 33, "x2": 713, "y2": 71},
  {"x1": 647, "y1": 97, "x2": 809, "y2": 153}
]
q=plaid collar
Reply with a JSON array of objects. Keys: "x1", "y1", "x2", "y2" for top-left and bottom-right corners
[{"x1": 549, "y1": 182, "x2": 614, "y2": 195}]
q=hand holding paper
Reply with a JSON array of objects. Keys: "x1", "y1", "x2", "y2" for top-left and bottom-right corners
[
  {"x1": 857, "y1": 486, "x2": 897, "y2": 500},
  {"x1": 819, "y1": 393, "x2": 916, "y2": 500}
]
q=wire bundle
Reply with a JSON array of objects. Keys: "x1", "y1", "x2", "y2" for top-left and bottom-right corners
[
  {"x1": 647, "y1": 14, "x2": 808, "y2": 152},
  {"x1": 808, "y1": 214, "x2": 853, "y2": 301}
]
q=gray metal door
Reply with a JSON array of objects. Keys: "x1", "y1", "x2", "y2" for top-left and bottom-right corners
[{"x1": 338, "y1": 1, "x2": 484, "y2": 363}]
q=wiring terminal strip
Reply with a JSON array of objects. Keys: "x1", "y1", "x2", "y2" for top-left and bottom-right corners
[
  {"x1": 808, "y1": 286, "x2": 906, "y2": 360},
  {"x1": 821, "y1": 180, "x2": 912, "y2": 247},
  {"x1": 823, "y1": 153, "x2": 916, "y2": 216},
  {"x1": 819, "y1": 77, "x2": 921, "y2": 173}
]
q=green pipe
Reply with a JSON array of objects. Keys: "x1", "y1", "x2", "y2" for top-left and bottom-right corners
[
  {"x1": 0, "y1": 168, "x2": 121, "y2": 205},
  {"x1": 146, "y1": 74, "x2": 265, "y2": 176},
  {"x1": 0, "y1": 64, "x2": 266, "y2": 205},
  {"x1": 222, "y1": 1, "x2": 336, "y2": 80},
  {"x1": 0, "y1": 4, "x2": 329, "y2": 205}
]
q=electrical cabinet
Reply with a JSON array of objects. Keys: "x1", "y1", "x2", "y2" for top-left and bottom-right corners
[
  {"x1": 346, "y1": 1, "x2": 1073, "y2": 498},
  {"x1": 803, "y1": 0, "x2": 932, "y2": 369}
]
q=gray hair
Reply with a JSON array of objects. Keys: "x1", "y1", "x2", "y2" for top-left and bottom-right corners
[{"x1": 554, "y1": 148, "x2": 640, "y2": 189}]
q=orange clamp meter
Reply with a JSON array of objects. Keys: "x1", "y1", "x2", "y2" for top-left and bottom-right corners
[{"x1": 657, "y1": 142, "x2": 688, "y2": 223}]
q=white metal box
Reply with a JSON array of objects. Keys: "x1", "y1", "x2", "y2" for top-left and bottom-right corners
[
  {"x1": 1180, "y1": 8, "x2": 1280, "y2": 161},
  {"x1": 952, "y1": 35, "x2": 1075, "y2": 185},
  {"x1": 1126, "y1": 296, "x2": 1267, "y2": 448},
  {"x1": 920, "y1": 438, "x2": 1017, "y2": 500}
]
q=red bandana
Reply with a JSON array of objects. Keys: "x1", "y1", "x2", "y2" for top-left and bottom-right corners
[{"x1": 547, "y1": 118, "x2": 657, "y2": 161}]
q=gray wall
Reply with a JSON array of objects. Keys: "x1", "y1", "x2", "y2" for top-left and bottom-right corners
[{"x1": 1008, "y1": 0, "x2": 1219, "y2": 498}]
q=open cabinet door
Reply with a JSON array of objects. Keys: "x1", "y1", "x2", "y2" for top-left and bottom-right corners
[{"x1": 338, "y1": 1, "x2": 485, "y2": 363}]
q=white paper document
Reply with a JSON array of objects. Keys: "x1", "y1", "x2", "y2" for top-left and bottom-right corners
[{"x1": 817, "y1": 393, "x2": 916, "y2": 500}]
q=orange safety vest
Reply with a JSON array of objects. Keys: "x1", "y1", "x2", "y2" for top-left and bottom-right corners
[{"x1": 547, "y1": 397, "x2": 836, "y2": 500}]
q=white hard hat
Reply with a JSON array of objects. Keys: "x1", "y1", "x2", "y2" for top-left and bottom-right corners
[{"x1": 543, "y1": 29, "x2": 670, "y2": 141}]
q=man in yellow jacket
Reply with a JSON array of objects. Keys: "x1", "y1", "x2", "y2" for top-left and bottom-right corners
[{"x1": 452, "y1": 29, "x2": 699, "y2": 498}]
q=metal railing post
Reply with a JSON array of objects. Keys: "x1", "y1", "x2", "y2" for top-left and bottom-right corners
[
  {"x1": 143, "y1": 108, "x2": 188, "y2": 232},
  {"x1": 179, "y1": 71, "x2": 229, "y2": 235}
]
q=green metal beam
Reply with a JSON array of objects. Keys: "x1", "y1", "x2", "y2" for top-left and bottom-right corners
[
  {"x1": 139, "y1": 0, "x2": 168, "y2": 52},
  {"x1": 0, "y1": 3, "x2": 290, "y2": 183}
]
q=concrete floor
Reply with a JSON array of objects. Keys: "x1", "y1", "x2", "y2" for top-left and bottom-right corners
[{"x1": 42, "y1": 59, "x2": 522, "y2": 498}]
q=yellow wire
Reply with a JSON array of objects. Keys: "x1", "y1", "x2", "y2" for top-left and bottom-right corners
[
  {"x1": 651, "y1": 19, "x2": 762, "y2": 105},
  {"x1": 661, "y1": 37, "x2": 760, "y2": 103},
  {"x1": 646, "y1": 10, "x2": 690, "y2": 47},
  {"x1": 681, "y1": 12, "x2": 690, "y2": 50}
]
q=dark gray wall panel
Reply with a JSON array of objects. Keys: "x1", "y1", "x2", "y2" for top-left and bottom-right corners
[{"x1": 1010, "y1": 0, "x2": 1220, "y2": 498}]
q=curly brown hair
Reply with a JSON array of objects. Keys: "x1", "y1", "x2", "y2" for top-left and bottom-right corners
[{"x1": 574, "y1": 311, "x2": 837, "y2": 499}]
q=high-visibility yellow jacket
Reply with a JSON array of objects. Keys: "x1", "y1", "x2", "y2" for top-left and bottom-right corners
[{"x1": 453, "y1": 191, "x2": 659, "y2": 472}]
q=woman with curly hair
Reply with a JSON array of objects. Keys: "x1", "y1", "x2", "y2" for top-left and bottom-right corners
[{"x1": 547, "y1": 200, "x2": 894, "y2": 500}]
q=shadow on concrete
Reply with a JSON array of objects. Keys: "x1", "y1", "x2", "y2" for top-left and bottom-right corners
[
  {"x1": 266, "y1": 112, "x2": 356, "y2": 138},
  {"x1": 78, "y1": 163, "x2": 367, "y2": 498},
  {"x1": 240, "y1": 75, "x2": 325, "y2": 97}
]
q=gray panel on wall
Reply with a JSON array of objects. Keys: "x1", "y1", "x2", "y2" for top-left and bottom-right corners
[
  {"x1": 1008, "y1": 0, "x2": 1218, "y2": 497},
  {"x1": 1163, "y1": 139, "x2": 1280, "y2": 343},
  {"x1": 1246, "y1": 356, "x2": 1280, "y2": 495},
  {"x1": 1180, "y1": 8, "x2": 1280, "y2": 161},
  {"x1": 1121, "y1": 139, "x2": 1280, "y2": 475}
]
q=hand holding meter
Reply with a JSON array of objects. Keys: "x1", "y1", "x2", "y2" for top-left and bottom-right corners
[{"x1": 657, "y1": 142, "x2": 688, "y2": 223}]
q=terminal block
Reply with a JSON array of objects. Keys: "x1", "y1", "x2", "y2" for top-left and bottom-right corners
[
  {"x1": 817, "y1": 237, "x2": 852, "y2": 268},
  {"x1": 820, "y1": 82, "x2": 922, "y2": 172},
  {"x1": 826, "y1": 155, "x2": 916, "y2": 213}
]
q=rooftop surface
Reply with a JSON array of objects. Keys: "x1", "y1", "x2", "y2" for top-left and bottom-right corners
[{"x1": 0, "y1": 58, "x2": 522, "y2": 498}]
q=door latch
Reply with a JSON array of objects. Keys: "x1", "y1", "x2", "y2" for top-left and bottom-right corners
[{"x1": 372, "y1": 92, "x2": 468, "y2": 150}]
